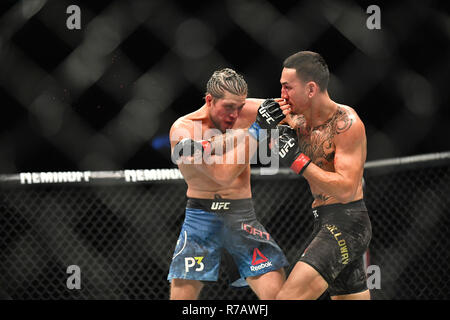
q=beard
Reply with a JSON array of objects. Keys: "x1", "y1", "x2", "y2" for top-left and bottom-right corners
[{"x1": 209, "y1": 115, "x2": 226, "y2": 133}]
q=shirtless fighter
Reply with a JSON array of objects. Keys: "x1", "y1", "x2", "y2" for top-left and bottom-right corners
[
  {"x1": 272, "y1": 51, "x2": 373, "y2": 300},
  {"x1": 167, "y1": 68, "x2": 289, "y2": 299}
]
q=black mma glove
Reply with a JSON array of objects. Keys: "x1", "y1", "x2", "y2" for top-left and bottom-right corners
[
  {"x1": 273, "y1": 125, "x2": 312, "y2": 175},
  {"x1": 172, "y1": 138, "x2": 211, "y2": 162},
  {"x1": 248, "y1": 99, "x2": 285, "y2": 140}
]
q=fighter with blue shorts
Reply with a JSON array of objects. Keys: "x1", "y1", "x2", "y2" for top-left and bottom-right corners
[
  {"x1": 168, "y1": 197, "x2": 287, "y2": 287},
  {"x1": 168, "y1": 68, "x2": 290, "y2": 299}
]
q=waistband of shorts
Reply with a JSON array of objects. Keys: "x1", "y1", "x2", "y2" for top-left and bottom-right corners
[
  {"x1": 311, "y1": 199, "x2": 367, "y2": 217},
  {"x1": 186, "y1": 197, "x2": 253, "y2": 212}
]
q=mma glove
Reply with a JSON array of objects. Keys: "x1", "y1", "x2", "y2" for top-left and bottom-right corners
[
  {"x1": 273, "y1": 125, "x2": 312, "y2": 175},
  {"x1": 248, "y1": 99, "x2": 286, "y2": 140},
  {"x1": 172, "y1": 138, "x2": 211, "y2": 162}
]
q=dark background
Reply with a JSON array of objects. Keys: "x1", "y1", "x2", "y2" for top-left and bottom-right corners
[
  {"x1": 0, "y1": 0, "x2": 449, "y2": 301},
  {"x1": 0, "y1": 0, "x2": 449, "y2": 173}
]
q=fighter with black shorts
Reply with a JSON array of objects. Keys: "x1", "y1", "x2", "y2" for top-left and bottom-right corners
[
  {"x1": 262, "y1": 51, "x2": 373, "y2": 300},
  {"x1": 299, "y1": 200, "x2": 372, "y2": 296}
]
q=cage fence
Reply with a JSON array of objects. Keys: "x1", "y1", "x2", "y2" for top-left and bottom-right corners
[{"x1": 0, "y1": 152, "x2": 449, "y2": 300}]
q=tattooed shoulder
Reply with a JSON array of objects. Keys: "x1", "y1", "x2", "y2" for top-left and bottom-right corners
[
  {"x1": 334, "y1": 106, "x2": 353, "y2": 135},
  {"x1": 289, "y1": 114, "x2": 307, "y2": 129}
]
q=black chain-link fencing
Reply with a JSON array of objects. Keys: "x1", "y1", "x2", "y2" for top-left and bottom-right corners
[
  {"x1": 1, "y1": 0, "x2": 449, "y2": 175},
  {"x1": 0, "y1": 152, "x2": 449, "y2": 300}
]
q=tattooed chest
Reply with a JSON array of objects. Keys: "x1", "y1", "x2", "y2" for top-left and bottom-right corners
[
  {"x1": 291, "y1": 106, "x2": 353, "y2": 170},
  {"x1": 298, "y1": 129, "x2": 335, "y2": 169}
]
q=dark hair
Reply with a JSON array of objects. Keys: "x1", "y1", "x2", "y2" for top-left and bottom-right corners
[
  {"x1": 206, "y1": 68, "x2": 248, "y2": 99},
  {"x1": 283, "y1": 51, "x2": 329, "y2": 91}
]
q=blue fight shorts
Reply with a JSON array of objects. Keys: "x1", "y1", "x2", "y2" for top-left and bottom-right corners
[{"x1": 167, "y1": 198, "x2": 288, "y2": 286}]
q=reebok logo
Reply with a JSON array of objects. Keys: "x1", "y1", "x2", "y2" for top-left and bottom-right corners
[
  {"x1": 251, "y1": 248, "x2": 268, "y2": 265},
  {"x1": 250, "y1": 261, "x2": 273, "y2": 271},
  {"x1": 211, "y1": 201, "x2": 230, "y2": 210},
  {"x1": 250, "y1": 248, "x2": 272, "y2": 271}
]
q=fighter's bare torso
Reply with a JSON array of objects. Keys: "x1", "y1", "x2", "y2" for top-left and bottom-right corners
[
  {"x1": 285, "y1": 103, "x2": 365, "y2": 207},
  {"x1": 170, "y1": 99, "x2": 262, "y2": 199}
]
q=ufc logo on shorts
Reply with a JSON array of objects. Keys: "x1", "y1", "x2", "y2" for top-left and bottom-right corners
[
  {"x1": 313, "y1": 210, "x2": 319, "y2": 219},
  {"x1": 259, "y1": 107, "x2": 275, "y2": 124},
  {"x1": 211, "y1": 201, "x2": 230, "y2": 210},
  {"x1": 279, "y1": 139, "x2": 295, "y2": 158},
  {"x1": 185, "y1": 257, "x2": 204, "y2": 273}
]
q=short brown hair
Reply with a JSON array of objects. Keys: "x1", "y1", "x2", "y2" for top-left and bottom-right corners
[
  {"x1": 206, "y1": 68, "x2": 248, "y2": 99},
  {"x1": 283, "y1": 51, "x2": 329, "y2": 91}
]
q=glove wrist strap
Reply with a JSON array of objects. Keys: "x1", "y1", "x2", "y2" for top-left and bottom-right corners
[{"x1": 290, "y1": 153, "x2": 311, "y2": 175}]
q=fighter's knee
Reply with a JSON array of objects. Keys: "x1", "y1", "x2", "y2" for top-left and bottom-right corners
[
  {"x1": 246, "y1": 270, "x2": 285, "y2": 300},
  {"x1": 275, "y1": 277, "x2": 328, "y2": 300},
  {"x1": 276, "y1": 286, "x2": 321, "y2": 300},
  {"x1": 275, "y1": 280, "x2": 304, "y2": 300},
  {"x1": 170, "y1": 279, "x2": 203, "y2": 300}
]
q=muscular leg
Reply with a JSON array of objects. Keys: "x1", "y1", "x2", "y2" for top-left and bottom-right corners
[
  {"x1": 276, "y1": 262, "x2": 328, "y2": 300},
  {"x1": 246, "y1": 268, "x2": 286, "y2": 300},
  {"x1": 331, "y1": 289, "x2": 370, "y2": 300},
  {"x1": 170, "y1": 279, "x2": 204, "y2": 300}
]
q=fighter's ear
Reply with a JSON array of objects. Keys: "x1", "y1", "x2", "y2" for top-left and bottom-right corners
[
  {"x1": 304, "y1": 81, "x2": 317, "y2": 98},
  {"x1": 205, "y1": 93, "x2": 213, "y2": 106}
]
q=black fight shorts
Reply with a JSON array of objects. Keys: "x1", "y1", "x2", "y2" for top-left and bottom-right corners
[{"x1": 299, "y1": 199, "x2": 372, "y2": 296}]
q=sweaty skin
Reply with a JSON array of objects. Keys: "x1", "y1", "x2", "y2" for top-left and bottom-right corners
[
  {"x1": 169, "y1": 94, "x2": 289, "y2": 300},
  {"x1": 283, "y1": 104, "x2": 366, "y2": 207},
  {"x1": 169, "y1": 96, "x2": 264, "y2": 199}
]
